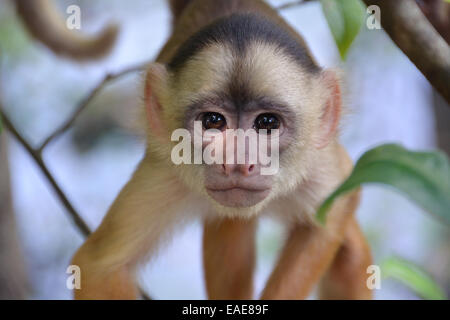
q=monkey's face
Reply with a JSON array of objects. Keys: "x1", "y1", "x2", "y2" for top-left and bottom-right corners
[
  {"x1": 179, "y1": 109, "x2": 293, "y2": 214},
  {"x1": 147, "y1": 41, "x2": 337, "y2": 217},
  {"x1": 199, "y1": 111, "x2": 281, "y2": 208}
]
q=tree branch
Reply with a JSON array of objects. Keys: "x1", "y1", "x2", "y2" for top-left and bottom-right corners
[
  {"x1": 38, "y1": 63, "x2": 147, "y2": 153},
  {"x1": 0, "y1": 109, "x2": 91, "y2": 237},
  {"x1": 417, "y1": 0, "x2": 450, "y2": 44},
  {"x1": 364, "y1": 0, "x2": 450, "y2": 104},
  {"x1": 0, "y1": 63, "x2": 151, "y2": 299}
]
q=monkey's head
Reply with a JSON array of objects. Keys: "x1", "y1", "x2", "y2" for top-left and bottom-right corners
[{"x1": 144, "y1": 14, "x2": 342, "y2": 218}]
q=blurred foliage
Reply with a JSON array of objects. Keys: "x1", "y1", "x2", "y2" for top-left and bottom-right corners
[
  {"x1": 320, "y1": 0, "x2": 365, "y2": 59},
  {"x1": 317, "y1": 144, "x2": 450, "y2": 299},
  {"x1": 382, "y1": 257, "x2": 447, "y2": 300},
  {"x1": 0, "y1": 4, "x2": 33, "y2": 60},
  {"x1": 317, "y1": 144, "x2": 450, "y2": 225}
]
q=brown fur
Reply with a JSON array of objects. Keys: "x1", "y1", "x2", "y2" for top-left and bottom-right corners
[
  {"x1": 203, "y1": 217, "x2": 256, "y2": 299},
  {"x1": 158, "y1": 0, "x2": 316, "y2": 64}
]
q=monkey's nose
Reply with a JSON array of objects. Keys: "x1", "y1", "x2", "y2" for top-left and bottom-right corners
[{"x1": 222, "y1": 163, "x2": 256, "y2": 176}]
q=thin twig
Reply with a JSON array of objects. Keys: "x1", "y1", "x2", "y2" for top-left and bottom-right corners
[
  {"x1": 0, "y1": 109, "x2": 91, "y2": 237},
  {"x1": 277, "y1": 0, "x2": 315, "y2": 10},
  {"x1": 37, "y1": 63, "x2": 147, "y2": 153}
]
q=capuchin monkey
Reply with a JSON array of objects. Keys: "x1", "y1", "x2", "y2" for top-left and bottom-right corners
[{"x1": 72, "y1": 0, "x2": 373, "y2": 300}]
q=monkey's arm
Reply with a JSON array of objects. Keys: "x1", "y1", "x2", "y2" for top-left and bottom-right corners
[
  {"x1": 203, "y1": 217, "x2": 257, "y2": 299},
  {"x1": 71, "y1": 159, "x2": 186, "y2": 299},
  {"x1": 260, "y1": 190, "x2": 360, "y2": 300},
  {"x1": 319, "y1": 216, "x2": 373, "y2": 299}
]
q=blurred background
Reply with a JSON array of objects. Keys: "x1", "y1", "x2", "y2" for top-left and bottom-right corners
[{"x1": 0, "y1": 0, "x2": 449, "y2": 299}]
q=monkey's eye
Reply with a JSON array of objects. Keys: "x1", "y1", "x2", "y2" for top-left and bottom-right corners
[
  {"x1": 202, "y1": 112, "x2": 227, "y2": 131},
  {"x1": 254, "y1": 113, "x2": 280, "y2": 134}
]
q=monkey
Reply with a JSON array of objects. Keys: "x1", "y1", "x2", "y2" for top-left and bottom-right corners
[
  {"x1": 71, "y1": 0, "x2": 373, "y2": 300},
  {"x1": 14, "y1": 0, "x2": 118, "y2": 60}
]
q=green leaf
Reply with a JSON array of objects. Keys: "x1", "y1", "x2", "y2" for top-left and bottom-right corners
[
  {"x1": 0, "y1": 113, "x2": 3, "y2": 134},
  {"x1": 382, "y1": 257, "x2": 446, "y2": 300},
  {"x1": 320, "y1": 0, "x2": 365, "y2": 59},
  {"x1": 316, "y1": 144, "x2": 450, "y2": 224}
]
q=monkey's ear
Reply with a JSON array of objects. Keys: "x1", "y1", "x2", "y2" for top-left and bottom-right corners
[
  {"x1": 314, "y1": 70, "x2": 342, "y2": 149},
  {"x1": 144, "y1": 63, "x2": 169, "y2": 138}
]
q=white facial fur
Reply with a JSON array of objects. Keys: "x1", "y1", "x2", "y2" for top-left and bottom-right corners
[{"x1": 152, "y1": 40, "x2": 328, "y2": 218}]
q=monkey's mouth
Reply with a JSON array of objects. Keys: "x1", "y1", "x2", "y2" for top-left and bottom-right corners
[{"x1": 206, "y1": 186, "x2": 271, "y2": 208}]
